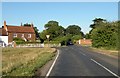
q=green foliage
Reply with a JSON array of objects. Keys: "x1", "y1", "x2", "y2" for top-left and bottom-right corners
[
  {"x1": 13, "y1": 38, "x2": 24, "y2": 44},
  {"x1": 44, "y1": 21, "x2": 59, "y2": 29},
  {"x1": 66, "y1": 25, "x2": 82, "y2": 35},
  {"x1": 90, "y1": 18, "x2": 106, "y2": 29},
  {"x1": 16, "y1": 42, "x2": 41, "y2": 45},
  {"x1": 90, "y1": 18, "x2": 118, "y2": 50},
  {"x1": 34, "y1": 27, "x2": 40, "y2": 39},
  {"x1": 85, "y1": 33, "x2": 91, "y2": 39},
  {"x1": 71, "y1": 35, "x2": 82, "y2": 40},
  {"x1": 23, "y1": 23, "x2": 31, "y2": 26},
  {"x1": 41, "y1": 20, "x2": 65, "y2": 40},
  {"x1": 40, "y1": 20, "x2": 84, "y2": 45},
  {"x1": 13, "y1": 38, "x2": 24, "y2": 42},
  {"x1": 53, "y1": 34, "x2": 72, "y2": 45},
  {"x1": 5, "y1": 52, "x2": 55, "y2": 76}
]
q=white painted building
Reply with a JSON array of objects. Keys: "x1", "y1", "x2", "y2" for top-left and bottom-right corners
[{"x1": 0, "y1": 36, "x2": 8, "y2": 47}]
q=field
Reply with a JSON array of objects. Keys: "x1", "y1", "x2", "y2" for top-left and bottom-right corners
[{"x1": 2, "y1": 47, "x2": 56, "y2": 76}]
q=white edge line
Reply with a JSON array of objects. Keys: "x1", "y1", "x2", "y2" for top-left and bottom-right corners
[
  {"x1": 45, "y1": 49, "x2": 60, "y2": 78},
  {"x1": 91, "y1": 59, "x2": 120, "y2": 78}
]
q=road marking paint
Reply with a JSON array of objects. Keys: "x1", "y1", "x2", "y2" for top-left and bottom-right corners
[
  {"x1": 45, "y1": 49, "x2": 60, "y2": 78},
  {"x1": 82, "y1": 53, "x2": 86, "y2": 56},
  {"x1": 91, "y1": 59, "x2": 120, "y2": 78},
  {"x1": 79, "y1": 52, "x2": 86, "y2": 56}
]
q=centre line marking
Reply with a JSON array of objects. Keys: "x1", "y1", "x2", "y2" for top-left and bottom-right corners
[
  {"x1": 91, "y1": 59, "x2": 120, "y2": 78},
  {"x1": 82, "y1": 53, "x2": 86, "y2": 56},
  {"x1": 79, "y1": 52, "x2": 86, "y2": 56},
  {"x1": 45, "y1": 49, "x2": 60, "y2": 78}
]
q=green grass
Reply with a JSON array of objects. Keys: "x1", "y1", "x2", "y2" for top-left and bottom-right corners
[
  {"x1": 2, "y1": 47, "x2": 56, "y2": 76},
  {"x1": 89, "y1": 46, "x2": 118, "y2": 57}
]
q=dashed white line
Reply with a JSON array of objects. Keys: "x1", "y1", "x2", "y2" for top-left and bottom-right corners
[
  {"x1": 91, "y1": 59, "x2": 120, "y2": 78},
  {"x1": 82, "y1": 53, "x2": 86, "y2": 56},
  {"x1": 45, "y1": 49, "x2": 60, "y2": 78},
  {"x1": 79, "y1": 52, "x2": 86, "y2": 56}
]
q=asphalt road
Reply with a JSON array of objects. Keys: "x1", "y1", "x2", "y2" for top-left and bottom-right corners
[{"x1": 49, "y1": 45, "x2": 119, "y2": 77}]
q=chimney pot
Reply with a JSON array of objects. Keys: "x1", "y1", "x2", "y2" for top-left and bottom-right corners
[
  {"x1": 3, "y1": 20, "x2": 7, "y2": 31},
  {"x1": 31, "y1": 23, "x2": 33, "y2": 27}
]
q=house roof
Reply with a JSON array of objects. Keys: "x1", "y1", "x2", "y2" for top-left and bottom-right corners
[
  {"x1": 0, "y1": 28, "x2": 7, "y2": 36},
  {"x1": 6, "y1": 25, "x2": 35, "y2": 33}
]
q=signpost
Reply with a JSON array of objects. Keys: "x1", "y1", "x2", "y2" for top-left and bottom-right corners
[{"x1": 46, "y1": 35, "x2": 50, "y2": 47}]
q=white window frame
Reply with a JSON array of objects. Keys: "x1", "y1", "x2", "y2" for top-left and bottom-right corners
[
  {"x1": 13, "y1": 33, "x2": 17, "y2": 38},
  {"x1": 22, "y1": 34, "x2": 24, "y2": 37},
  {"x1": 28, "y1": 34, "x2": 31, "y2": 38}
]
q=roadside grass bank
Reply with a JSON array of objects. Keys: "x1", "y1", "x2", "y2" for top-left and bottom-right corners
[
  {"x1": 2, "y1": 47, "x2": 56, "y2": 76},
  {"x1": 79, "y1": 44, "x2": 118, "y2": 57},
  {"x1": 89, "y1": 47, "x2": 118, "y2": 57}
]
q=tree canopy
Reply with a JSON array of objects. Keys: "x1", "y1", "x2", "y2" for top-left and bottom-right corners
[
  {"x1": 89, "y1": 18, "x2": 118, "y2": 50},
  {"x1": 40, "y1": 20, "x2": 84, "y2": 45},
  {"x1": 66, "y1": 25, "x2": 82, "y2": 35}
]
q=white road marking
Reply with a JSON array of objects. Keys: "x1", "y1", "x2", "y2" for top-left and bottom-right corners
[
  {"x1": 81, "y1": 53, "x2": 86, "y2": 56},
  {"x1": 79, "y1": 52, "x2": 86, "y2": 56},
  {"x1": 91, "y1": 59, "x2": 120, "y2": 78},
  {"x1": 45, "y1": 49, "x2": 60, "y2": 78}
]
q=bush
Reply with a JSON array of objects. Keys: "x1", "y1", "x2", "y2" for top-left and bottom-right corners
[
  {"x1": 91, "y1": 21, "x2": 118, "y2": 50},
  {"x1": 13, "y1": 38, "x2": 24, "y2": 42},
  {"x1": 53, "y1": 34, "x2": 73, "y2": 46}
]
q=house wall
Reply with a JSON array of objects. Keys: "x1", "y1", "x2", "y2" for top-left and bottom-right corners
[
  {"x1": 8, "y1": 33, "x2": 35, "y2": 43},
  {"x1": 0, "y1": 36, "x2": 8, "y2": 45},
  {"x1": 78, "y1": 39, "x2": 92, "y2": 45}
]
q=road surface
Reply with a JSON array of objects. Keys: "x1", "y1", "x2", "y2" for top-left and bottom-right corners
[{"x1": 49, "y1": 45, "x2": 119, "y2": 77}]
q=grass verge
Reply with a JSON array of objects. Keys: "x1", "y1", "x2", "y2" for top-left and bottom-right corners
[
  {"x1": 89, "y1": 46, "x2": 118, "y2": 57},
  {"x1": 2, "y1": 47, "x2": 56, "y2": 76}
]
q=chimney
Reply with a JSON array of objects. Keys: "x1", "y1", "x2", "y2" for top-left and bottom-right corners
[
  {"x1": 31, "y1": 23, "x2": 33, "y2": 27},
  {"x1": 4, "y1": 21, "x2": 7, "y2": 31},
  {"x1": 21, "y1": 22, "x2": 22, "y2": 26}
]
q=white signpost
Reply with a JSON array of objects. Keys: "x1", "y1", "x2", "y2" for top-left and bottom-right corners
[{"x1": 46, "y1": 35, "x2": 50, "y2": 47}]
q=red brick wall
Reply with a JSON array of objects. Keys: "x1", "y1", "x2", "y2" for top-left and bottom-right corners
[
  {"x1": 78, "y1": 39, "x2": 92, "y2": 45},
  {"x1": 8, "y1": 32, "x2": 35, "y2": 43}
]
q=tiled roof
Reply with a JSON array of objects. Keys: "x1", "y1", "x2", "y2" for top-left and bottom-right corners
[{"x1": 6, "y1": 25, "x2": 35, "y2": 33}]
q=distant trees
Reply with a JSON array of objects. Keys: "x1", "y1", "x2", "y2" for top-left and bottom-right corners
[
  {"x1": 66, "y1": 25, "x2": 81, "y2": 35},
  {"x1": 23, "y1": 23, "x2": 31, "y2": 26},
  {"x1": 23, "y1": 23, "x2": 44, "y2": 43},
  {"x1": 40, "y1": 20, "x2": 84, "y2": 45},
  {"x1": 41, "y1": 20, "x2": 65, "y2": 40},
  {"x1": 89, "y1": 18, "x2": 118, "y2": 50}
]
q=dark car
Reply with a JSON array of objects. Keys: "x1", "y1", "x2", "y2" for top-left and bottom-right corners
[{"x1": 67, "y1": 41, "x2": 74, "y2": 46}]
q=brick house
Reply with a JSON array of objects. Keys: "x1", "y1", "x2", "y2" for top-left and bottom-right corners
[
  {"x1": 1, "y1": 21, "x2": 36, "y2": 43},
  {"x1": 77, "y1": 38, "x2": 92, "y2": 45}
]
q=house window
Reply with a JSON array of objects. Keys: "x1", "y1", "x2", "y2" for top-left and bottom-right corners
[
  {"x1": 22, "y1": 34, "x2": 24, "y2": 37},
  {"x1": 28, "y1": 34, "x2": 31, "y2": 38},
  {"x1": 13, "y1": 33, "x2": 17, "y2": 38}
]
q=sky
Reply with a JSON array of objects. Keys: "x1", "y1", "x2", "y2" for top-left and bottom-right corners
[{"x1": 1, "y1": 2, "x2": 118, "y2": 34}]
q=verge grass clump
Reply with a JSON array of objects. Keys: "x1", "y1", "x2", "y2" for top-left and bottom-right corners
[{"x1": 2, "y1": 47, "x2": 56, "y2": 76}]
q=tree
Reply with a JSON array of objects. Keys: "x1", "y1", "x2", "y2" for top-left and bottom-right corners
[
  {"x1": 85, "y1": 33, "x2": 91, "y2": 39},
  {"x1": 23, "y1": 23, "x2": 31, "y2": 26},
  {"x1": 90, "y1": 18, "x2": 106, "y2": 29},
  {"x1": 66, "y1": 25, "x2": 82, "y2": 35},
  {"x1": 43, "y1": 20, "x2": 65, "y2": 40},
  {"x1": 44, "y1": 20, "x2": 59, "y2": 29},
  {"x1": 90, "y1": 20, "x2": 118, "y2": 49},
  {"x1": 93, "y1": 18, "x2": 106, "y2": 24},
  {"x1": 34, "y1": 27, "x2": 39, "y2": 39},
  {"x1": 40, "y1": 20, "x2": 85, "y2": 45}
]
